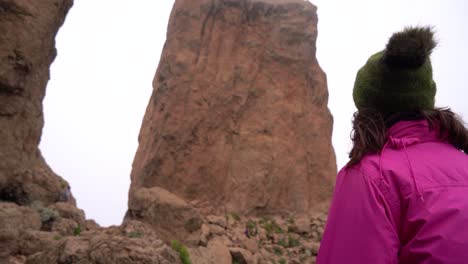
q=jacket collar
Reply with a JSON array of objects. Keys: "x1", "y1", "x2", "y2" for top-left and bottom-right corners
[
  {"x1": 381, "y1": 119, "x2": 441, "y2": 202},
  {"x1": 387, "y1": 119, "x2": 444, "y2": 146}
]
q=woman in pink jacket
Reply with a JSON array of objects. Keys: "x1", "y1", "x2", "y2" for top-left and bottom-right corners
[{"x1": 317, "y1": 26, "x2": 468, "y2": 264}]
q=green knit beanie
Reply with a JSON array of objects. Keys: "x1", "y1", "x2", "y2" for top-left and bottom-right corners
[{"x1": 353, "y1": 26, "x2": 438, "y2": 115}]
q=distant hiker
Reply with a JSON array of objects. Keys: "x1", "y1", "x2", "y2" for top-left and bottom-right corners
[
  {"x1": 58, "y1": 184, "x2": 71, "y2": 202},
  {"x1": 317, "y1": 26, "x2": 468, "y2": 264},
  {"x1": 244, "y1": 228, "x2": 250, "y2": 238}
]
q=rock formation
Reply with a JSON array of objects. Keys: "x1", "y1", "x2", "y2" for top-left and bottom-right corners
[
  {"x1": 1, "y1": 202, "x2": 181, "y2": 264},
  {"x1": 128, "y1": 0, "x2": 336, "y2": 219},
  {"x1": 0, "y1": 1, "x2": 181, "y2": 263},
  {"x1": 0, "y1": 0, "x2": 74, "y2": 207}
]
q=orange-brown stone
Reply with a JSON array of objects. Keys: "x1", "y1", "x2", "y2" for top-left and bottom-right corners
[{"x1": 129, "y1": 0, "x2": 336, "y2": 217}]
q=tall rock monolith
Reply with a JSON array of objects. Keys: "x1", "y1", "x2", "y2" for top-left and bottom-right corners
[{"x1": 128, "y1": 0, "x2": 336, "y2": 218}]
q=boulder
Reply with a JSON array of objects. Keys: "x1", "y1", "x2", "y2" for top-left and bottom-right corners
[
  {"x1": 126, "y1": 187, "x2": 204, "y2": 243},
  {"x1": 189, "y1": 238, "x2": 232, "y2": 264},
  {"x1": 0, "y1": 202, "x2": 41, "y2": 259},
  {"x1": 230, "y1": 247, "x2": 256, "y2": 264}
]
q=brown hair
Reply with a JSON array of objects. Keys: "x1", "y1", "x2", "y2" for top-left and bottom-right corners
[{"x1": 348, "y1": 108, "x2": 468, "y2": 165}]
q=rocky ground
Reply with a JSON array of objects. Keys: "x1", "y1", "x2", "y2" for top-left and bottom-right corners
[
  {"x1": 0, "y1": 201, "x2": 181, "y2": 263},
  {"x1": 196, "y1": 213, "x2": 327, "y2": 264},
  {"x1": 1, "y1": 198, "x2": 326, "y2": 264}
]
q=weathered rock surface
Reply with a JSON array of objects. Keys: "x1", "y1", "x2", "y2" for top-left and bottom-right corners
[
  {"x1": 0, "y1": 1, "x2": 186, "y2": 263},
  {"x1": 1, "y1": 203, "x2": 327, "y2": 263},
  {"x1": 230, "y1": 247, "x2": 255, "y2": 264},
  {"x1": 21, "y1": 221, "x2": 182, "y2": 264},
  {"x1": 193, "y1": 213, "x2": 326, "y2": 264},
  {"x1": 127, "y1": 186, "x2": 204, "y2": 243},
  {"x1": 189, "y1": 237, "x2": 233, "y2": 264},
  {"x1": 1, "y1": 200, "x2": 182, "y2": 263},
  {"x1": 0, "y1": 202, "x2": 41, "y2": 259},
  {"x1": 0, "y1": 0, "x2": 75, "y2": 206},
  {"x1": 129, "y1": 0, "x2": 336, "y2": 218}
]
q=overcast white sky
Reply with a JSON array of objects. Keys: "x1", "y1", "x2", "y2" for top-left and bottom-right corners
[{"x1": 39, "y1": 0, "x2": 468, "y2": 227}]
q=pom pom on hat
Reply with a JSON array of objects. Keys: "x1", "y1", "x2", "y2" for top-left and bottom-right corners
[{"x1": 383, "y1": 26, "x2": 438, "y2": 68}]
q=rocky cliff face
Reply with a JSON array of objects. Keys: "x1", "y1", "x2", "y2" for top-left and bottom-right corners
[
  {"x1": 129, "y1": 0, "x2": 336, "y2": 217},
  {"x1": 0, "y1": 1, "x2": 181, "y2": 263},
  {"x1": 0, "y1": 0, "x2": 74, "y2": 207}
]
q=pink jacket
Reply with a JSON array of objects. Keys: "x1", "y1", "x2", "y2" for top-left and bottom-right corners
[{"x1": 317, "y1": 120, "x2": 468, "y2": 264}]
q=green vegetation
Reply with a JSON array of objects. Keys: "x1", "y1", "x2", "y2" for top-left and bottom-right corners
[
  {"x1": 53, "y1": 235, "x2": 62, "y2": 240},
  {"x1": 228, "y1": 212, "x2": 241, "y2": 221},
  {"x1": 278, "y1": 237, "x2": 288, "y2": 248},
  {"x1": 278, "y1": 258, "x2": 286, "y2": 264},
  {"x1": 260, "y1": 219, "x2": 284, "y2": 235},
  {"x1": 299, "y1": 254, "x2": 308, "y2": 263},
  {"x1": 246, "y1": 220, "x2": 256, "y2": 230},
  {"x1": 73, "y1": 225, "x2": 81, "y2": 236},
  {"x1": 171, "y1": 240, "x2": 192, "y2": 264},
  {"x1": 30, "y1": 201, "x2": 59, "y2": 224},
  {"x1": 59, "y1": 180, "x2": 68, "y2": 189},
  {"x1": 246, "y1": 220, "x2": 258, "y2": 236},
  {"x1": 288, "y1": 235, "x2": 301, "y2": 248},
  {"x1": 278, "y1": 235, "x2": 300, "y2": 248},
  {"x1": 273, "y1": 246, "x2": 283, "y2": 256},
  {"x1": 127, "y1": 231, "x2": 142, "y2": 238},
  {"x1": 259, "y1": 216, "x2": 270, "y2": 225}
]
